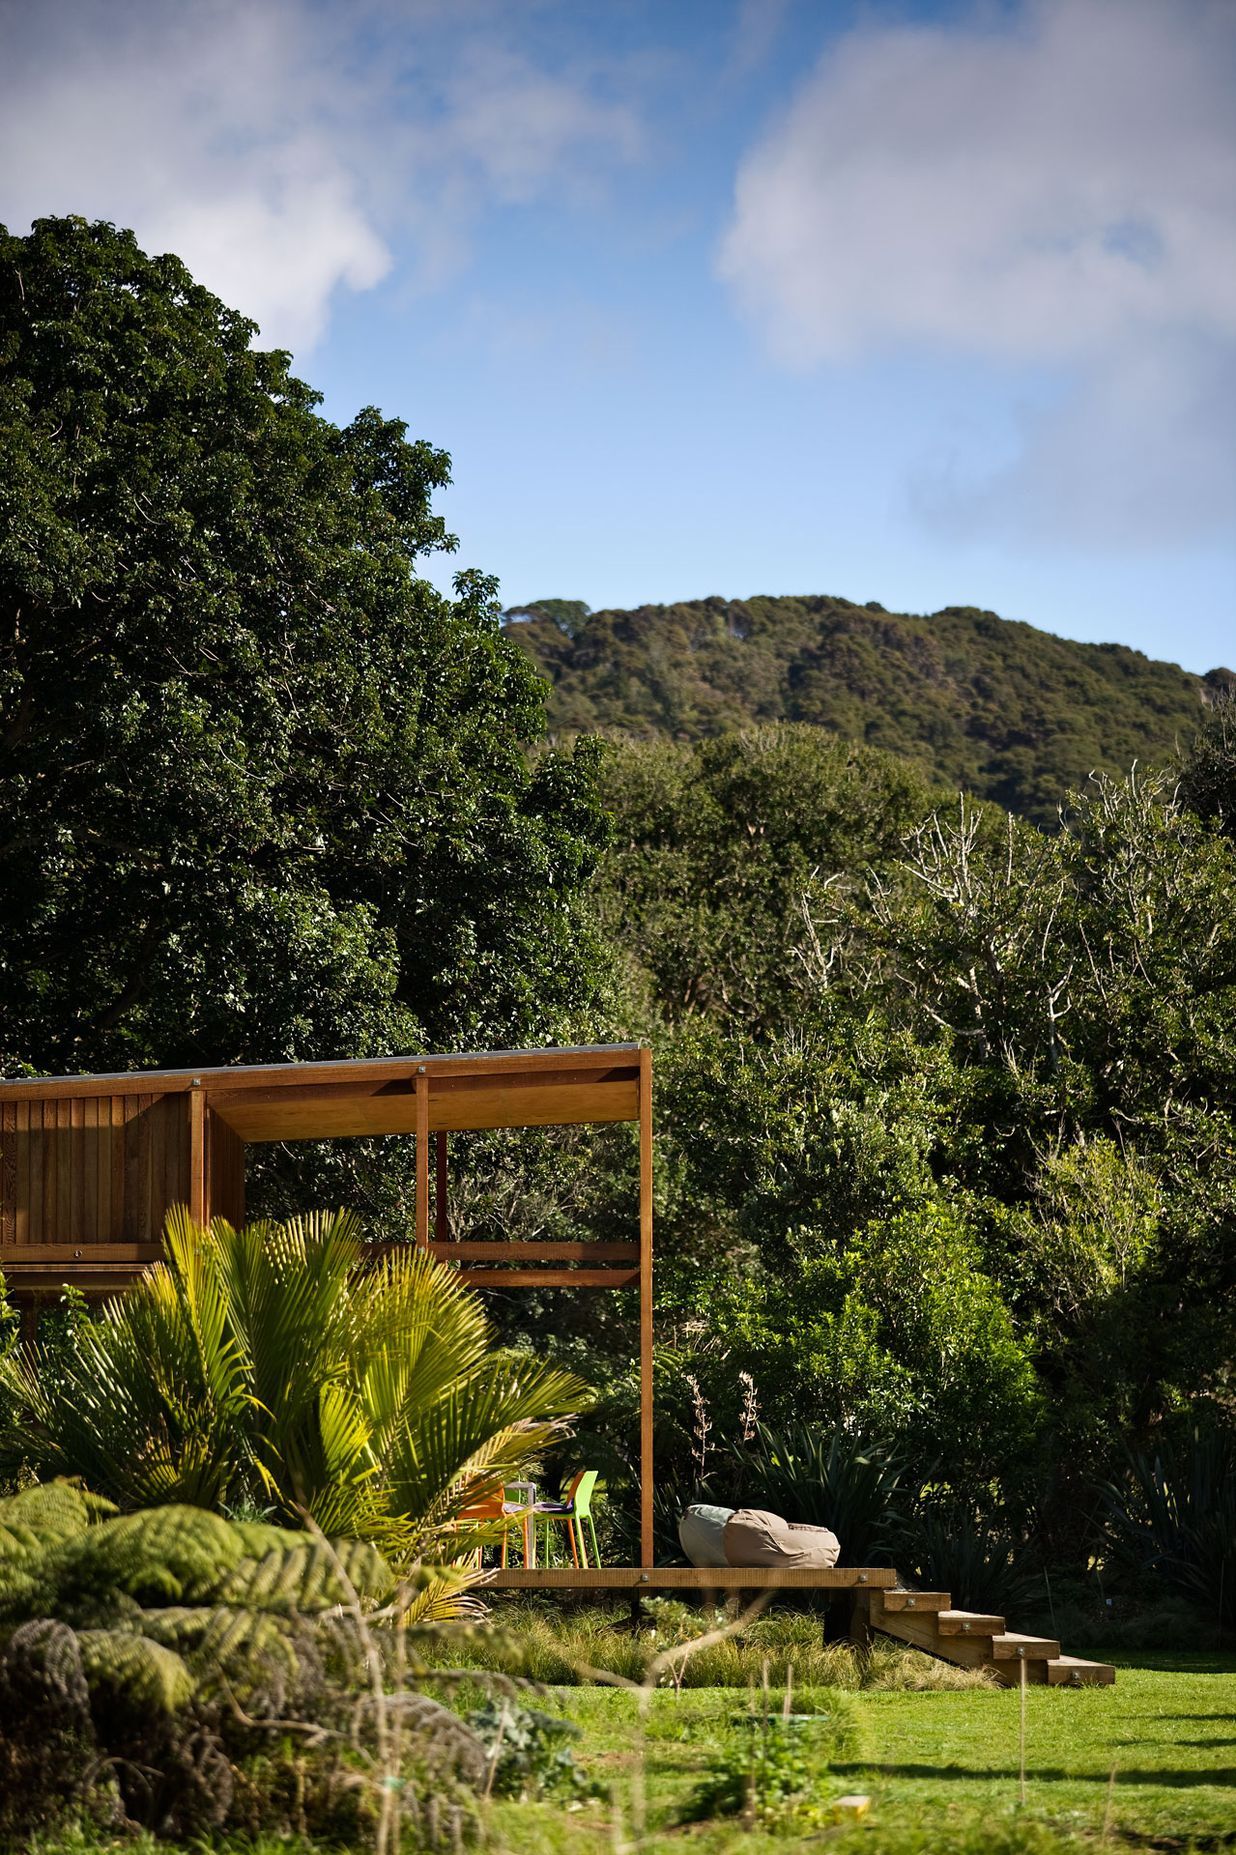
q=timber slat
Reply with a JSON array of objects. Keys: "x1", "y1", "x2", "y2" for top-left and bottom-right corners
[
  {"x1": 1045, "y1": 1656, "x2": 1116, "y2": 1687},
  {"x1": 935, "y1": 1610, "x2": 1006, "y2": 1636},
  {"x1": 428, "y1": 1241, "x2": 639, "y2": 1262},
  {"x1": 874, "y1": 1591, "x2": 950, "y2": 1613},
  {"x1": 990, "y1": 1632, "x2": 1062, "y2": 1661},
  {"x1": 483, "y1": 1566, "x2": 898, "y2": 1591},
  {"x1": 454, "y1": 1268, "x2": 640, "y2": 1288}
]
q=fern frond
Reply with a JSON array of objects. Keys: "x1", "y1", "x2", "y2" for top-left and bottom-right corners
[{"x1": 76, "y1": 1627, "x2": 195, "y2": 1712}]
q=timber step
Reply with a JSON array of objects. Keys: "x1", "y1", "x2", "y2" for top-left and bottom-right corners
[{"x1": 868, "y1": 1589, "x2": 1114, "y2": 1687}]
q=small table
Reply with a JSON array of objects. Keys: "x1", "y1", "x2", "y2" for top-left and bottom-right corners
[{"x1": 505, "y1": 1480, "x2": 538, "y2": 1568}]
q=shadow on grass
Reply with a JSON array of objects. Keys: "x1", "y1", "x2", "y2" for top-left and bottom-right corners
[{"x1": 832, "y1": 1762, "x2": 1236, "y2": 1789}]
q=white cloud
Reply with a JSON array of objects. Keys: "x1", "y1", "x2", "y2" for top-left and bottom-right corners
[
  {"x1": 718, "y1": 0, "x2": 1236, "y2": 545},
  {"x1": 0, "y1": 0, "x2": 642, "y2": 353}
]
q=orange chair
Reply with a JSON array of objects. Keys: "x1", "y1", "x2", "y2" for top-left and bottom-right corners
[{"x1": 454, "y1": 1489, "x2": 533, "y2": 1568}]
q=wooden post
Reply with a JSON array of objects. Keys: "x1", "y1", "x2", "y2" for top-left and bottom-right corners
[
  {"x1": 638, "y1": 1046, "x2": 654, "y2": 1567},
  {"x1": 435, "y1": 1131, "x2": 449, "y2": 1240},
  {"x1": 415, "y1": 1070, "x2": 429, "y2": 1249},
  {"x1": 189, "y1": 1084, "x2": 206, "y2": 1225},
  {"x1": 847, "y1": 1590, "x2": 872, "y2": 1649}
]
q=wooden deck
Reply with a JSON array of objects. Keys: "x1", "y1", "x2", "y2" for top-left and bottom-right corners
[
  {"x1": 481, "y1": 1565, "x2": 897, "y2": 1591},
  {"x1": 477, "y1": 1566, "x2": 1116, "y2": 1686}
]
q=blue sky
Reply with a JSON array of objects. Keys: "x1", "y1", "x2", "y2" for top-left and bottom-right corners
[{"x1": 2, "y1": 0, "x2": 1234, "y2": 670}]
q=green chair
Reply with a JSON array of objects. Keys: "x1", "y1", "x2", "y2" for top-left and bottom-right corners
[{"x1": 534, "y1": 1470, "x2": 601, "y2": 1568}]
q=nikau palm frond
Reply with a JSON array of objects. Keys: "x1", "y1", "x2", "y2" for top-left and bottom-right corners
[{"x1": 0, "y1": 1209, "x2": 591, "y2": 1554}]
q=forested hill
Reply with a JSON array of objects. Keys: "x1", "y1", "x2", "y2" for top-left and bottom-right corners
[{"x1": 505, "y1": 593, "x2": 1231, "y2": 823}]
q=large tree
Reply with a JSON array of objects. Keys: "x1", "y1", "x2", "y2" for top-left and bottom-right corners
[{"x1": 0, "y1": 217, "x2": 606, "y2": 1087}]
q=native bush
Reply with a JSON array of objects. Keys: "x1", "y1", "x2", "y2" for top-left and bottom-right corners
[
  {"x1": 1103, "y1": 1423, "x2": 1236, "y2": 1632},
  {"x1": 0, "y1": 1481, "x2": 490, "y2": 1838},
  {"x1": 719, "y1": 1422, "x2": 905, "y2": 1567}
]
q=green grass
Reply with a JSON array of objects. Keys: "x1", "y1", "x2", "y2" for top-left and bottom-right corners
[
  {"x1": 20, "y1": 1655, "x2": 1236, "y2": 1854},
  {"x1": 420, "y1": 1599, "x2": 993, "y2": 1690},
  {"x1": 479, "y1": 1655, "x2": 1236, "y2": 1853}
]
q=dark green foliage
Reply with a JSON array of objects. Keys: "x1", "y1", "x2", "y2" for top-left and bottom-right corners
[
  {"x1": 510, "y1": 592, "x2": 1213, "y2": 825},
  {"x1": 1179, "y1": 691, "x2": 1236, "y2": 840},
  {"x1": 593, "y1": 727, "x2": 943, "y2": 1034},
  {"x1": 719, "y1": 1424, "x2": 905, "y2": 1567},
  {"x1": 0, "y1": 1481, "x2": 491, "y2": 1838},
  {"x1": 892, "y1": 1499, "x2": 1042, "y2": 1618},
  {"x1": 1104, "y1": 1425, "x2": 1236, "y2": 1631},
  {"x1": 0, "y1": 217, "x2": 606, "y2": 1227}
]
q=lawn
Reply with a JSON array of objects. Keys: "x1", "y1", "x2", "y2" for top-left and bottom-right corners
[
  {"x1": 20, "y1": 1652, "x2": 1236, "y2": 1854},
  {"x1": 481, "y1": 1655, "x2": 1236, "y2": 1853}
]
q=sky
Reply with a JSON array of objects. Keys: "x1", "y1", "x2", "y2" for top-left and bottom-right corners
[{"x1": 1, "y1": 0, "x2": 1234, "y2": 672}]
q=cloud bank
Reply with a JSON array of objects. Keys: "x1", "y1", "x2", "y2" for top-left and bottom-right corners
[
  {"x1": 719, "y1": 0, "x2": 1236, "y2": 546},
  {"x1": 0, "y1": 0, "x2": 641, "y2": 352}
]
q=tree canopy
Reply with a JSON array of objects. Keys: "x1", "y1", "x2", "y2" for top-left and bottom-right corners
[
  {"x1": 508, "y1": 591, "x2": 1227, "y2": 826},
  {"x1": 0, "y1": 217, "x2": 606, "y2": 1082}
]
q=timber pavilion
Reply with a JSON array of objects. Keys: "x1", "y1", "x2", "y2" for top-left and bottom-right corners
[{"x1": 0, "y1": 1042, "x2": 1119, "y2": 1678}]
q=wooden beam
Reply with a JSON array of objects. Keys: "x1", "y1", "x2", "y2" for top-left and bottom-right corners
[
  {"x1": 188, "y1": 1086, "x2": 205, "y2": 1225},
  {"x1": 0, "y1": 1244, "x2": 162, "y2": 1264},
  {"x1": 208, "y1": 1076, "x2": 639, "y2": 1142},
  {"x1": 415, "y1": 1070, "x2": 429, "y2": 1249},
  {"x1": 483, "y1": 1566, "x2": 897, "y2": 1591},
  {"x1": 427, "y1": 1241, "x2": 638, "y2": 1263},
  {"x1": 0, "y1": 1044, "x2": 643, "y2": 1101},
  {"x1": 453, "y1": 1268, "x2": 639, "y2": 1288},
  {"x1": 639, "y1": 1045, "x2": 654, "y2": 1568}
]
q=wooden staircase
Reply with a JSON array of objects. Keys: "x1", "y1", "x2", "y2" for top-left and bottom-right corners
[{"x1": 865, "y1": 1587, "x2": 1115, "y2": 1687}]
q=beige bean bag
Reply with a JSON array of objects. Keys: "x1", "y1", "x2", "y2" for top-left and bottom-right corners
[
  {"x1": 722, "y1": 1507, "x2": 840, "y2": 1570},
  {"x1": 678, "y1": 1502, "x2": 735, "y2": 1568}
]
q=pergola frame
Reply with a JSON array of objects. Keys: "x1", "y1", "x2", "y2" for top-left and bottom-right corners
[{"x1": 0, "y1": 1043, "x2": 656, "y2": 1564}]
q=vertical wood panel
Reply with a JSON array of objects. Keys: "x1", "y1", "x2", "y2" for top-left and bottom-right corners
[
  {"x1": 15, "y1": 1102, "x2": 29, "y2": 1246},
  {"x1": 415, "y1": 1073, "x2": 429, "y2": 1248},
  {"x1": 55, "y1": 1098, "x2": 71, "y2": 1240},
  {"x1": 94, "y1": 1095, "x2": 111, "y2": 1241},
  {"x1": 638, "y1": 1046, "x2": 654, "y2": 1569},
  {"x1": 80, "y1": 1097, "x2": 97, "y2": 1243},
  {"x1": 69, "y1": 1097, "x2": 84, "y2": 1239},
  {"x1": 28, "y1": 1100, "x2": 43, "y2": 1242},
  {"x1": 171, "y1": 1094, "x2": 189, "y2": 1212},
  {"x1": 110, "y1": 1096, "x2": 126, "y2": 1242},
  {"x1": 159, "y1": 1095, "x2": 178, "y2": 1223},
  {"x1": 124, "y1": 1096, "x2": 148, "y2": 1241},
  {"x1": 0, "y1": 1103, "x2": 15, "y2": 1246},
  {"x1": 189, "y1": 1088, "x2": 205, "y2": 1224}
]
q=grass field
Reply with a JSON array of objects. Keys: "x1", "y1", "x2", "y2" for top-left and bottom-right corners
[
  {"x1": 23, "y1": 1653, "x2": 1236, "y2": 1854},
  {"x1": 481, "y1": 1655, "x2": 1236, "y2": 1853}
]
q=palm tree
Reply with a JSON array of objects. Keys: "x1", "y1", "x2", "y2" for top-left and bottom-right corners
[{"x1": 0, "y1": 1209, "x2": 588, "y2": 1558}]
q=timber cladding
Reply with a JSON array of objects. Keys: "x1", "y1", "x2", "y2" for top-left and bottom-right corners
[
  {"x1": 0, "y1": 1041, "x2": 656, "y2": 1565},
  {"x1": 0, "y1": 1044, "x2": 645, "y2": 1293},
  {"x1": 0, "y1": 1092, "x2": 188, "y2": 1251}
]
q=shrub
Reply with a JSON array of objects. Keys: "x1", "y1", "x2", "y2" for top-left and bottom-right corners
[
  {"x1": 1104, "y1": 1422, "x2": 1236, "y2": 1632},
  {"x1": 0, "y1": 1480, "x2": 488, "y2": 1838},
  {"x1": 720, "y1": 1420, "x2": 905, "y2": 1565}
]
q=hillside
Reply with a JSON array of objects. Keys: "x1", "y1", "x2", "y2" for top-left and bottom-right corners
[{"x1": 505, "y1": 593, "x2": 1230, "y2": 823}]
